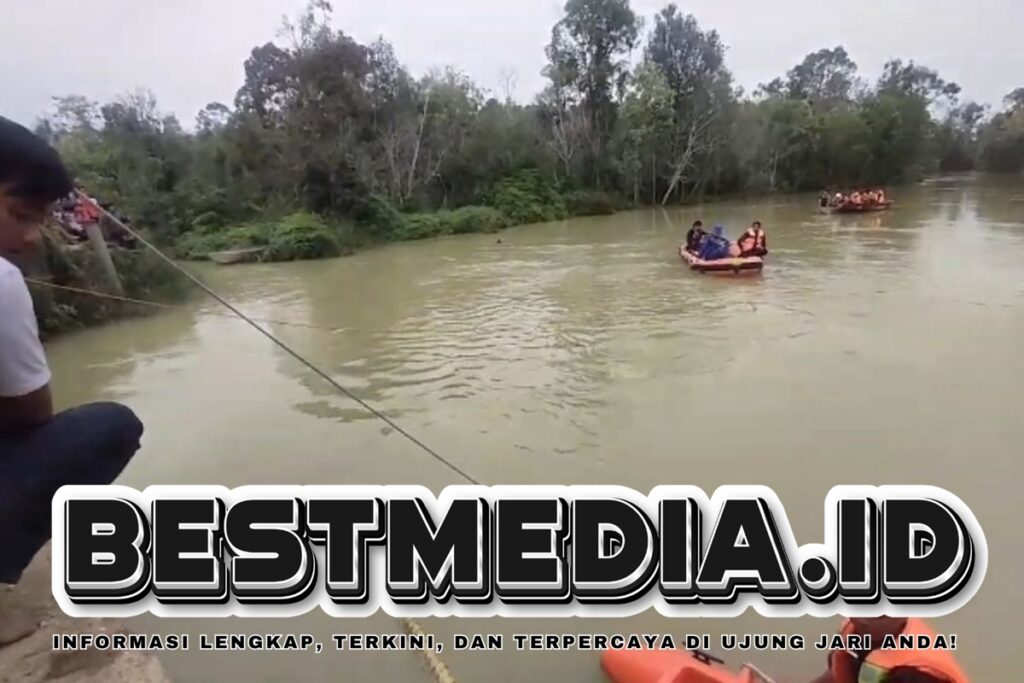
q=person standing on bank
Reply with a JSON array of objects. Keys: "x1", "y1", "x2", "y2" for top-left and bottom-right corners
[{"x1": 0, "y1": 117, "x2": 144, "y2": 644}]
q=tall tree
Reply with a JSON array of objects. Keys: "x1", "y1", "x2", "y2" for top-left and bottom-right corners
[
  {"x1": 621, "y1": 62, "x2": 674, "y2": 204},
  {"x1": 782, "y1": 46, "x2": 859, "y2": 107},
  {"x1": 544, "y1": 0, "x2": 639, "y2": 187},
  {"x1": 645, "y1": 4, "x2": 734, "y2": 203}
]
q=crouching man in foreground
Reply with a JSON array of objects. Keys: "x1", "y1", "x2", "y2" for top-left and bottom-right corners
[{"x1": 0, "y1": 116, "x2": 144, "y2": 645}]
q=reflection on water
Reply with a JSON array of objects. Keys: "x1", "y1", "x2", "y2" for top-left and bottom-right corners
[{"x1": 43, "y1": 176, "x2": 1024, "y2": 682}]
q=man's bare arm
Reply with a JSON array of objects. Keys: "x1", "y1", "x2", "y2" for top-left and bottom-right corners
[{"x1": 0, "y1": 384, "x2": 53, "y2": 432}]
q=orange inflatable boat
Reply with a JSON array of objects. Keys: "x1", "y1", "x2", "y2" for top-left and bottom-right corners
[
  {"x1": 830, "y1": 201, "x2": 892, "y2": 214},
  {"x1": 679, "y1": 245, "x2": 764, "y2": 276},
  {"x1": 602, "y1": 647, "x2": 776, "y2": 683}
]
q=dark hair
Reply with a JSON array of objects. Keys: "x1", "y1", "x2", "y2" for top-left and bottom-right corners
[
  {"x1": 693, "y1": 220, "x2": 703, "y2": 227},
  {"x1": 0, "y1": 116, "x2": 73, "y2": 205},
  {"x1": 753, "y1": 220, "x2": 762, "y2": 228}
]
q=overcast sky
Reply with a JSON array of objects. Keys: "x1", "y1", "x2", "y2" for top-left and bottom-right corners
[{"x1": 2, "y1": 0, "x2": 1021, "y2": 129}]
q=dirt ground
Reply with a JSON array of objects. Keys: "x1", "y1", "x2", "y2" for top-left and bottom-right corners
[{"x1": 0, "y1": 547, "x2": 171, "y2": 683}]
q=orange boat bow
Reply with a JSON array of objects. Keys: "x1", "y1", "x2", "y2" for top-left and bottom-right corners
[{"x1": 602, "y1": 648, "x2": 768, "y2": 683}]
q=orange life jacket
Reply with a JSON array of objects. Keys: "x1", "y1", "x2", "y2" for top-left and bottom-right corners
[
  {"x1": 75, "y1": 197, "x2": 101, "y2": 224},
  {"x1": 740, "y1": 229, "x2": 764, "y2": 252},
  {"x1": 829, "y1": 618, "x2": 970, "y2": 683}
]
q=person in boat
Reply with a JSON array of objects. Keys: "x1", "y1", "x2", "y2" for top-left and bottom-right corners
[
  {"x1": 697, "y1": 224, "x2": 731, "y2": 261},
  {"x1": 850, "y1": 190, "x2": 863, "y2": 206},
  {"x1": 819, "y1": 192, "x2": 830, "y2": 208},
  {"x1": 685, "y1": 220, "x2": 706, "y2": 253},
  {"x1": 738, "y1": 221, "x2": 768, "y2": 257},
  {"x1": 0, "y1": 117, "x2": 144, "y2": 644},
  {"x1": 808, "y1": 616, "x2": 970, "y2": 683}
]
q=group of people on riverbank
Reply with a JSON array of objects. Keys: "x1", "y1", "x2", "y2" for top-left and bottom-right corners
[
  {"x1": 684, "y1": 220, "x2": 768, "y2": 260},
  {"x1": 50, "y1": 190, "x2": 138, "y2": 248},
  {"x1": 821, "y1": 188, "x2": 888, "y2": 209}
]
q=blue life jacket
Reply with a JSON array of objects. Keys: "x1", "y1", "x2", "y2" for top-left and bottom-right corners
[{"x1": 698, "y1": 226, "x2": 730, "y2": 260}]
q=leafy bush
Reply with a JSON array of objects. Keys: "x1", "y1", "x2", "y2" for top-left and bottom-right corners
[
  {"x1": 564, "y1": 190, "x2": 619, "y2": 216},
  {"x1": 489, "y1": 170, "x2": 568, "y2": 225},
  {"x1": 264, "y1": 212, "x2": 343, "y2": 261},
  {"x1": 174, "y1": 223, "x2": 270, "y2": 260},
  {"x1": 398, "y1": 213, "x2": 446, "y2": 240},
  {"x1": 358, "y1": 194, "x2": 408, "y2": 240},
  {"x1": 448, "y1": 206, "x2": 511, "y2": 234},
  {"x1": 391, "y1": 205, "x2": 512, "y2": 241}
]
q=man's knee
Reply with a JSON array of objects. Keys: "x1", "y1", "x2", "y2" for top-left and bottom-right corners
[
  {"x1": 68, "y1": 402, "x2": 143, "y2": 444},
  {"x1": 53, "y1": 402, "x2": 144, "y2": 466}
]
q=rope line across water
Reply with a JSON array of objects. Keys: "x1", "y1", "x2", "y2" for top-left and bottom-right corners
[
  {"x1": 74, "y1": 192, "x2": 487, "y2": 683},
  {"x1": 74, "y1": 190, "x2": 483, "y2": 487}
]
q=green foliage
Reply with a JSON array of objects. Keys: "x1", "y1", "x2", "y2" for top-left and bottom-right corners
[
  {"x1": 175, "y1": 213, "x2": 345, "y2": 261},
  {"x1": 31, "y1": 229, "x2": 190, "y2": 339},
  {"x1": 33, "y1": 0, "x2": 1024, "y2": 279},
  {"x1": 564, "y1": 190, "x2": 620, "y2": 216},
  {"x1": 979, "y1": 102, "x2": 1024, "y2": 174},
  {"x1": 489, "y1": 171, "x2": 569, "y2": 224},
  {"x1": 357, "y1": 194, "x2": 408, "y2": 240},
  {"x1": 175, "y1": 223, "x2": 270, "y2": 260},
  {"x1": 264, "y1": 212, "x2": 344, "y2": 261},
  {"x1": 446, "y1": 206, "x2": 512, "y2": 234},
  {"x1": 391, "y1": 206, "x2": 512, "y2": 241}
]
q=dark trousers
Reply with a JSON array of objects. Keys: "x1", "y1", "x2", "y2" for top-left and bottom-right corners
[{"x1": 0, "y1": 403, "x2": 143, "y2": 584}]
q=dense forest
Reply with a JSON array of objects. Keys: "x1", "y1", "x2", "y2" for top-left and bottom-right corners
[{"x1": 34, "y1": 0, "x2": 1024, "y2": 261}]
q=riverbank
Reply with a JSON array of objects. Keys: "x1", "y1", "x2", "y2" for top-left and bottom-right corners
[
  {"x1": 27, "y1": 227, "x2": 191, "y2": 340},
  {"x1": 171, "y1": 172, "x2": 623, "y2": 264},
  {"x1": 0, "y1": 548, "x2": 172, "y2": 683}
]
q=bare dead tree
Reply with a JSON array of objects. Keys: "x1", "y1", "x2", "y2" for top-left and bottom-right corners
[{"x1": 660, "y1": 111, "x2": 716, "y2": 205}]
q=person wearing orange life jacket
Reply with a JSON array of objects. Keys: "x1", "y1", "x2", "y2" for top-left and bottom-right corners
[
  {"x1": 737, "y1": 221, "x2": 768, "y2": 257},
  {"x1": 809, "y1": 617, "x2": 970, "y2": 683}
]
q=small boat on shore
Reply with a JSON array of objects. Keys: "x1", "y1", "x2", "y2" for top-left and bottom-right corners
[
  {"x1": 207, "y1": 247, "x2": 267, "y2": 265},
  {"x1": 679, "y1": 245, "x2": 763, "y2": 276}
]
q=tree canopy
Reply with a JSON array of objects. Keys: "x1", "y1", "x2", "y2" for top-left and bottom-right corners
[{"x1": 35, "y1": 0, "x2": 1024, "y2": 255}]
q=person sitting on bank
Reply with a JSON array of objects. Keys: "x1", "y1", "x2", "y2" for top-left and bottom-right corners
[
  {"x1": 738, "y1": 221, "x2": 768, "y2": 257},
  {"x1": 0, "y1": 116, "x2": 144, "y2": 645},
  {"x1": 809, "y1": 616, "x2": 970, "y2": 683},
  {"x1": 685, "y1": 220, "x2": 706, "y2": 253}
]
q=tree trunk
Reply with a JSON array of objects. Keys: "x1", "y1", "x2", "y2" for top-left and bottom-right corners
[
  {"x1": 650, "y1": 151, "x2": 657, "y2": 205},
  {"x1": 406, "y1": 89, "x2": 431, "y2": 201},
  {"x1": 661, "y1": 165, "x2": 684, "y2": 206}
]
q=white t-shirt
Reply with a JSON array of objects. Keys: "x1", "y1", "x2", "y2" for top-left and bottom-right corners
[{"x1": 0, "y1": 256, "x2": 51, "y2": 397}]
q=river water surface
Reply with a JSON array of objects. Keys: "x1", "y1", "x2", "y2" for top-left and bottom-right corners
[{"x1": 45, "y1": 175, "x2": 1022, "y2": 682}]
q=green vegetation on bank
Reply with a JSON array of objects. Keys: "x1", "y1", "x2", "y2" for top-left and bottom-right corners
[
  {"x1": 31, "y1": 0, "x2": 1023, "y2": 267},
  {"x1": 30, "y1": 228, "x2": 191, "y2": 340},
  {"x1": 172, "y1": 170, "x2": 614, "y2": 258}
]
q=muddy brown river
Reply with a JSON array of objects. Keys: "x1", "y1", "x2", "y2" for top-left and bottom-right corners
[{"x1": 44, "y1": 175, "x2": 1022, "y2": 682}]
